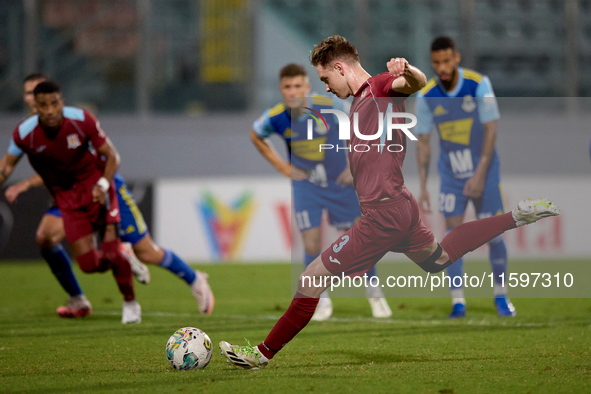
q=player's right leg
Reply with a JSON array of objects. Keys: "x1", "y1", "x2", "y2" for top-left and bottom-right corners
[
  {"x1": 301, "y1": 227, "x2": 332, "y2": 321},
  {"x1": 294, "y1": 181, "x2": 331, "y2": 320},
  {"x1": 36, "y1": 209, "x2": 92, "y2": 318},
  {"x1": 438, "y1": 184, "x2": 470, "y2": 318},
  {"x1": 444, "y1": 215, "x2": 466, "y2": 319}
]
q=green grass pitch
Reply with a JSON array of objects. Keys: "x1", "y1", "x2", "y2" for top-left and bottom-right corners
[{"x1": 1, "y1": 261, "x2": 590, "y2": 393}]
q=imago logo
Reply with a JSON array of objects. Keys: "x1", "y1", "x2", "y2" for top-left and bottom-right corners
[{"x1": 306, "y1": 109, "x2": 418, "y2": 153}]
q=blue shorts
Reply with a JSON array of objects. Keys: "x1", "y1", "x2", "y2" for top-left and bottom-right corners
[
  {"x1": 292, "y1": 180, "x2": 361, "y2": 231},
  {"x1": 438, "y1": 176, "x2": 505, "y2": 220},
  {"x1": 45, "y1": 174, "x2": 149, "y2": 245}
]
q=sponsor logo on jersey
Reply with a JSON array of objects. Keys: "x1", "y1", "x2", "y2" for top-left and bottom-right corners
[
  {"x1": 433, "y1": 105, "x2": 448, "y2": 116},
  {"x1": 438, "y1": 118, "x2": 474, "y2": 146},
  {"x1": 67, "y1": 134, "x2": 81, "y2": 149}
]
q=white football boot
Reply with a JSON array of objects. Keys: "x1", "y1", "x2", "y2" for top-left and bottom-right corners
[
  {"x1": 120, "y1": 242, "x2": 151, "y2": 285},
  {"x1": 311, "y1": 293, "x2": 333, "y2": 321},
  {"x1": 191, "y1": 271, "x2": 215, "y2": 315},
  {"x1": 219, "y1": 340, "x2": 269, "y2": 370},
  {"x1": 368, "y1": 298, "x2": 392, "y2": 318},
  {"x1": 366, "y1": 285, "x2": 392, "y2": 318},
  {"x1": 512, "y1": 198, "x2": 560, "y2": 227},
  {"x1": 122, "y1": 300, "x2": 142, "y2": 324}
]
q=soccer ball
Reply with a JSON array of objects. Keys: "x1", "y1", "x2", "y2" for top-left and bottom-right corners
[{"x1": 166, "y1": 327, "x2": 213, "y2": 370}]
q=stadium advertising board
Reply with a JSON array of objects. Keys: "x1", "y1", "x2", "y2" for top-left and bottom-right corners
[{"x1": 154, "y1": 176, "x2": 587, "y2": 263}]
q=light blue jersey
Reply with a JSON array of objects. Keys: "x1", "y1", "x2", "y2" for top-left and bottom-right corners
[{"x1": 253, "y1": 95, "x2": 360, "y2": 231}]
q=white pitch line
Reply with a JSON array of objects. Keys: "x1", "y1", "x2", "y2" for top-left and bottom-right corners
[{"x1": 91, "y1": 310, "x2": 549, "y2": 327}]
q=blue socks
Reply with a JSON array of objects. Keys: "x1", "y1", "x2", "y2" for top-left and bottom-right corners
[
  {"x1": 41, "y1": 245, "x2": 83, "y2": 297},
  {"x1": 446, "y1": 256, "x2": 465, "y2": 290},
  {"x1": 159, "y1": 249, "x2": 196, "y2": 285}
]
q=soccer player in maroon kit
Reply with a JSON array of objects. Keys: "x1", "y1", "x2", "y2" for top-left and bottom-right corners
[
  {"x1": 220, "y1": 35, "x2": 559, "y2": 369},
  {"x1": 0, "y1": 81, "x2": 141, "y2": 323}
]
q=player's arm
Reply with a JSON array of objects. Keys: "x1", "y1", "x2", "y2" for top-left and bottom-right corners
[
  {"x1": 417, "y1": 134, "x2": 432, "y2": 212},
  {"x1": 250, "y1": 130, "x2": 308, "y2": 181},
  {"x1": 5, "y1": 173, "x2": 44, "y2": 203},
  {"x1": 93, "y1": 138, "x2": 120, "y2": 204},
  {"x1": 0, "y1": 153, "x2": 22, "y2": 187},
  {"x1": 387, "y1": 58, "x2": 427, "y2": 95},
  {"x1": 463, "y1": 121, "x2": 497, "y2": 199},
  {"x1": 463, "y1": 76, "x2": 500, "y2": 199},
  {"x1": 414, "y1": 95, "x2": 434, "y2": 213}
]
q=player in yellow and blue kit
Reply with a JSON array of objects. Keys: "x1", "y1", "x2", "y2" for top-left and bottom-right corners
[
  {"x1": 415, "y1": 37, "x2": 515, "y2": 318},
  {"x1": 250, "y1": 64, "x2": 391, "y2": 320}
]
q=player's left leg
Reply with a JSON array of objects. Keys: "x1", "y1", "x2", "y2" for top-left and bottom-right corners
[{"x1": 474, "y1": 182, "x2": 515, "y2": 317}]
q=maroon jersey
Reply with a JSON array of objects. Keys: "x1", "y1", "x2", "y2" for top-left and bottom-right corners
[
  {"x1": 11, "y1": 107, "x2": 108, "y2": 210},
  {"x1": 349, "y1": 72, "x2": 409, "y2": 202}
]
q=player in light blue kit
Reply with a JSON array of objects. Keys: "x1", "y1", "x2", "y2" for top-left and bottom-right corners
[
  {"x1": 250, "y1": 64, "x2": 391, "y2": 320},
  {"x1": 415, "y1": 37, "x2": 514, "y2": 318}
]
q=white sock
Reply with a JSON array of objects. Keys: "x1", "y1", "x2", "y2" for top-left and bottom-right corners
[
  {"x1": 450, "y1": 288, "x2": 465, "y2": 305},
  {"x1": 254, "y1": 346, "x2": 269, "y2": 362},
  {"x1": 493, "y1": 282, "x2": 507, "y2": 297}
]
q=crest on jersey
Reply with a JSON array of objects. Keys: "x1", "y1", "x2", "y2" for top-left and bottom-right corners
[
  {"x1": 461, "y1": 95, "x2": 476, "y2": 113},
  {"x1": 67, "y1": 134, "x2": 81, "y2": 149}
]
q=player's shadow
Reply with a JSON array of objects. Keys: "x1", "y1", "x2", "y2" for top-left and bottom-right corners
[
  {"x1": 297, "y1": 322, "x2": 550, "y2": 341},
  {"x1": 310, "y1": 349, "x2": 494, "y2": 367}
]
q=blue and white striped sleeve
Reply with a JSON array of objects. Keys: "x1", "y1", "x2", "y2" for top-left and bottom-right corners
[
  {"x1": 414, "y1": 93, "x2": 434, "y2": 135},
  {"x1": 475, "y1": 76, "x2": 500, "y2": 124},
  {"x1": 8, "y1": 138, "x2": 23, "y2": 157},
  {"x1": 252, "y1": 110, "x2": 276, "y2": 139}
]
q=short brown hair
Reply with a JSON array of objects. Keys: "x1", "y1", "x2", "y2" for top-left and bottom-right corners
[
  {"x1": 310, "y1": 35, "x2": 359, "y2": 67},
  {"x1": 279, "y1": 64, "x2": 307, "y2": 80}
]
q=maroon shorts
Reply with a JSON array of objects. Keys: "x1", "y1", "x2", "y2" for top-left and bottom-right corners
[
  {"x1": 59, "y1": 178, "x2": 121, "y2": 243},
  {"x1": 321, "y1": 190, "x2": 435, "y2": 277}
]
